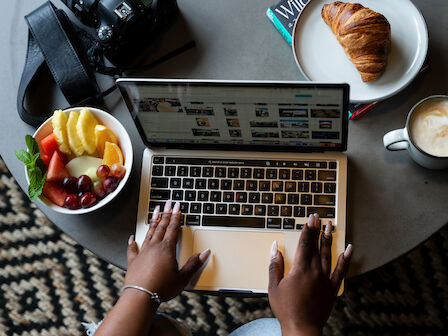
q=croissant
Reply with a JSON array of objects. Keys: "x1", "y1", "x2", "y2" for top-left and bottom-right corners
[{"x1": 321, "y1": 2, "x2": 391, "y2": 82}]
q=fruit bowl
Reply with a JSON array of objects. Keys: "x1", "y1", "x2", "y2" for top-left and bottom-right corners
[{"x1": 26, "y1": 107, "x2": 133, "y2": 214}]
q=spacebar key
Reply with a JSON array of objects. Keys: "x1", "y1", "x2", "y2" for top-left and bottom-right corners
[{"x1": 203, "y1": 216, "x2": 265, "y2": 228}]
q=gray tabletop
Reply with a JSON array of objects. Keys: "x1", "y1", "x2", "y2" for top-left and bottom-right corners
[{"x1": 1, "y1": 0, "x2": 447, "y2": 277}]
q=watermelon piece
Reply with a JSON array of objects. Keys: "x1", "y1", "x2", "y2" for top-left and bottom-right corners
[
  {"x1": 46, "y1": 152, "x2": 70, "y2": 182},
  {"x1": 42, "y1": 181, "x2": 68, "y2": 207},
  {"x1": 39, "y1": 133, "x2": 67, "y2": 165}
]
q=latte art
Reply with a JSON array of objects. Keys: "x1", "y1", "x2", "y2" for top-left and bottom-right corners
[{"x1": 410, "y1": 99, "x2": 448, "y2": 157}]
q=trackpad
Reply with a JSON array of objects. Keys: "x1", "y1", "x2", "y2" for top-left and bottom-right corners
[{"x1": 192, "y1": 230, "x2": 284, "y2": 291}]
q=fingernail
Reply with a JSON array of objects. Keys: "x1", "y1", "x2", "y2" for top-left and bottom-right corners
[
  {"x1": 313, "y1": 213, "x2": 319, "y2": 219},
  {"x1": 199, "y1": 248, "x2": 211, "y2": 263},
  {"x1": 270, "y1": 240, "x2": 278, "y2": 259},
  {"x1": 344, "y1": 244, "x2": 353, "y2": 259},
  {"x1": 307, "y1": 214, "x2": 314, "y2": 228},
  {"x1": 173, "y1": 201, "x2": 181, "y2": 214},
  {"x1": 152, "y1": 205, "x2": 160, "y2": 220},
  {"x1": 164, "y1": 200, "x2": 172, "y2": 213},
  {"x1": 128, "y1": 234, "x2": 134, "y2": 245},
  {"x1": 325, "y1": 220, "x2": 332, "y2": 238}
]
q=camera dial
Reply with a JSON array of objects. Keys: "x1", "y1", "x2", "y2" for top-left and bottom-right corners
[{"x1": 98, "y1": 25, "x2": 113, "y2": 42}]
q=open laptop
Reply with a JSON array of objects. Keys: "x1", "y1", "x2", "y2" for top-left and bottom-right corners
[{"x1": 117, "y1": 79, "x2": 349, "y2": 294}]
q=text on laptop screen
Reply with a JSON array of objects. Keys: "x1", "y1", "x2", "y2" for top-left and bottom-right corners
[{"x1": 121, "y1": 82, "x2": 346, "y2": 149}]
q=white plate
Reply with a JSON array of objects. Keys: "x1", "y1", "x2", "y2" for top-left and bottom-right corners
[{"x1": 292, "y1": 0, "x2": 428, "y2": 103}]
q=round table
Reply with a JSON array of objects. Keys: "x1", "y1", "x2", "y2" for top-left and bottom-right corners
[{"x1": 1, "y1": 0, "x2": 447, "y2": 277}]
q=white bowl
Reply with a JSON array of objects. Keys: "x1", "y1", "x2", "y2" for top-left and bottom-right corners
[{"x1": 26, "y1": 107, "x2": 133, "y2": 215}]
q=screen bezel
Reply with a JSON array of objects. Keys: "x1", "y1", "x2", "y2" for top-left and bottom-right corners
[{"x1": 117, "y1": 79, "x2": 349, "y2": 152}]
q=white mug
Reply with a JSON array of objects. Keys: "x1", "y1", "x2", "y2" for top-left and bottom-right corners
[{"x1": 383, "y1": 95, "x2": 448, "y2": 170}]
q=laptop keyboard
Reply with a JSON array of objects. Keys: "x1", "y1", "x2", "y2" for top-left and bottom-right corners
[{"x1": 148, "y1": 156, "x2": 337, "y2": 231}]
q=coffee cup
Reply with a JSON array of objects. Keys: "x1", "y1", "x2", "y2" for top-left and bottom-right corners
[{"x1": 383, "y1": 95, "x2": 448, "y2": 169}]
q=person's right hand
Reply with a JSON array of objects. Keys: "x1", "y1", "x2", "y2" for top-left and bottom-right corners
[{"x1": 268, "y1": 214, "x2": 352, "y2": 336}]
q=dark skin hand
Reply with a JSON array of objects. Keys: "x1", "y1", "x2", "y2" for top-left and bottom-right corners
[
  {"x1": 95, "y1": 201, "x2": 211, "y2": 336},
  {"x1": 268, "y1": 214, "x2": 352, "y2": 336}
]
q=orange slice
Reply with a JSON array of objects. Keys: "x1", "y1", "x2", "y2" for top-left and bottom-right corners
[
  {"x1": 95, "y1": 125, "x2": 118, "y2": 157},
  {"x1": 102, "y1": 142, "x2": 123, "y2": 167}
]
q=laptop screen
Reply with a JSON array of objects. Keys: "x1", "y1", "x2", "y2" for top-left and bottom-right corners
[{"x1": 117, "y1": 79, "x2": 349, "y2": 151}]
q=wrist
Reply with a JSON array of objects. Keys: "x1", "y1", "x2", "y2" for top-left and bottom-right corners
[
  {"x1": 120, "y1": 287, "x2": 160, "y2": 311},
  {"x1": 281, "y1": 321, "x2": 322, "y2": 336}
]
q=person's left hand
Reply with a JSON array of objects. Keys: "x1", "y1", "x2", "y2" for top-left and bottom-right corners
[{"x1": 125, "y1": 201, "x2": 210, "y2": 302}]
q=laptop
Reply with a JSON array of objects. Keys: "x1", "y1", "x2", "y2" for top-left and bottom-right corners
[{"x1": 117, "y1": 79, "x2": 349, "y2": 294}]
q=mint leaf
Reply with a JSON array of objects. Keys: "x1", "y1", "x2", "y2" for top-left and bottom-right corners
[
  {"x1": 26, "y1": 134, "x2": 40, "y2": 156},
  {"x1": 30, "y1": 153, "x2": 41, "y2": 167},
  {"x1": 28, "y1": 173, "x2": 46, "y2": 202},
  {"x1": 15, "y1": 150, "x2": 32, "y2": 164}
]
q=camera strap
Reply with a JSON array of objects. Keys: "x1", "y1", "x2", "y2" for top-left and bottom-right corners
[{"x1": 17, "y1": 1, "x2": 101, "y2": 127}]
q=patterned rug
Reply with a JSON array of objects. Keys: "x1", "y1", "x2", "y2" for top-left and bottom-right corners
[{"x1": 1, "y1": 156, "x2": 447, "y2": 336}]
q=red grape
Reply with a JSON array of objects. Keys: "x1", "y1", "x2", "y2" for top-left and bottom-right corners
[
  {"x1": 103, "y1": 177, "x2": 119, "y2": 194},
  {"x1": 110, "y1": 163, "x2": 126, "y2": 180},
  {"x1": 80, "y1": 192, "x2": 97, "y2": 208},
  {"x1": 77, "y1": 175, "x2": 92, "y2": 193},
  {"x1": 64, "y1": 194, "x2": 80, "y2": 210},
  {"x1": 63, "y1": 176, "x2": 78, "y2": 193},
  {"x1": 96, "y1": 165, "x2": 110, "y2": 180},
  {"x1": 93, "y1": 181, "x2": 106, "y2": 199}
]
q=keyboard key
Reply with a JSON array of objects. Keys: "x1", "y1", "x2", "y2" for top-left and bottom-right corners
[
  {"x1": 324, "y1": 183, "x2": 336, "y2": 193},
  {"x1": 149, "y1": 201, "x2": 165, "y2": 212},
  {"x1": 306, "y1": 207, "x2": 335, "y2": 218},
  {"x1": 150, "y1": 189, "x2": 170, "y2": 200},
  {"x1": 267, "y1": 218, "x2": 282, "y2": 229},
  {"x1": 318, "y1": 171, "x2": 337, "y2": 181},
  {"x1": 190, "y1": 203, "x2": 201, "y2": 213},
  {"x1": 254, "y1": 168, "x2": 265, "y2": 179},
  {"x1": 301, "y1": 194, "x2": 312, "y2": 205},
  {"x1": 287, "y1": 194, "x2": 299, "y2": 204},
  {"x1": 249, "y1": 193, "x2": 260, "y2": 203},
  {"x1": 172, "y1": 190, "x2": 184, "y2": 201},
  {"x1": 221, "y1": 180, "x2": 232, "y2": 190},
  {"x1": 272, "y1": 181, "x2": 283, "y2": 192},
  {"x1": 314, "y1": 162, "x2": 327, "y2": 169},
  {"x1": 180, "y1": 202, "x2": 189, "y2": 213},
  {"x1": 203, "y1": 216, "x2": 264, "y2": 229},
  {"x1": 203, "y1": 167, "x2": 214, "y2": 177},
  {"x1": 268, "y1": 205, "x2": 279, "y2": 216},
  {"x1": 186, "y1": 215, "x2": 200, "y2": 226},
  {"x1": 216, "y1": 204, "x2": 228, "y2": 214},
  {"x1": 311, "y1": 182, "x2": 323, "y2": 193},
  {"x1": 190, "y1": 166, "x2": 201, "y2": 177},
  {"x1": 246, "y1": 180, "x2": 258, "y2": 191},
  {"x1": 170, "y1": 178, "x2": 181, "y2": 189},
  {"x1": 281, "y1": 206, "x2": 292, "y2": 217},
  {"x1": 329, "y1": 162, "x2": 337, "y2": 170},
  {"x1": 241, "y1": 168, "x2": 252, "y2": 178},
  {"x1": 285, "y1": 182, "x2": 296, "y2": 192},
  {"x1": 266, "y1": 169, "x2": 277, "y2": 179},
  {"x1": 198, "y1": 191, "x2": 209, "y2": 201},
  {"x1": 275, "y1": 194, "x2": 286, "y2": 204},
  {"x1": 255, "y1": 205, "x2": 266, "y2": 216},
  {"x1": 211, "y1": 191, "x2": 222, "y2": 202},
  {"x1": 151, "y1": 177, "x2": 168, "y2": 188},
  {"x1": 236, "y1": 192, "x2": 248, "y2": 203},
  {"x1": 292, "y1": 169, "x2": 303, "y2": 180},
  {"x1": 165, "y1": 166, "x2": 176, "y2": 176},
  {"x1": 195, "y1": 179, "x2": 207, "y2": 189},
  {"x1": 203, "y1": 203, "x2": 215, "y2": 214},
  {"x1": 229, "y1": 204, "x2": 240, "y2": 215},
  {"x1": 224, "y1": 192, "x2": 235, "y2": 202},
  {"x1": 183, "y1": 178, "x2": 194, "y2": 189},
  {"x1": 296, "y1": 224, "x2": 304, "y2": 230},
  {"x1": 242, "y1": 205, "x2": 253, "y2": 215},
  {"x1": 216, "y1": 167, "x2": 226, "y2": 178},
  {"x1": 259, "y1": 181, "x2": 270, "y2": 191},
  {"x1": 262, "y1": 193, "x2": 274, "y2": 204},
  {"x1": 153, "y1": 156, "x2": 164, "y2": 164},
  {"x1": 298, "y1": 182, "x2": 309, "y2": 192},
  {"x1": 228, "y1": 168, "x2": 239, "y2": 178},
  {"x1": 279, "y1": 169, "x2": 290, "y2": 180},
  {"x1": 314, "y1": 195, "x2": 336, "y2": 206},
  {"x1": 178, "y1": 166, "x2": 188, "y2": 176},
  {"x1": 283, "y1": 218, "x2": 295, "y2": 229},
  {"x1": 294, "y1": 206, "x2": 306, "y2": 217},
  {"x1": 305, "y1": 170, "x2": 316, "y2": 180},
  {"x1": 233, "y1": 180, "x2": 245, "y2": 190},
  {"x1": 152, "y1": 165, "x2": 163, "y2": 176},
  {"x1": 208, "y1": 179, "x2": 220, "y2": 189},
  {"x1": 186, "y1": 191, "x2": 196, "y2": 201}
]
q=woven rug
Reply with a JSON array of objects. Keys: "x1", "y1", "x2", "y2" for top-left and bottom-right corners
[{"x1": 1, "y1": 156, "x2": 447, "y2": 336}]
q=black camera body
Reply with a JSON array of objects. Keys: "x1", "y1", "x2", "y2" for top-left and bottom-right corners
[{"x1": 63, "y1": 0, "x2": 178, "y2": 67}]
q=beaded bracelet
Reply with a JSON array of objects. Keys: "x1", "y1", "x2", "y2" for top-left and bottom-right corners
[{"x1": 121, "y1": 285, "x2": 161, "y2": 305}]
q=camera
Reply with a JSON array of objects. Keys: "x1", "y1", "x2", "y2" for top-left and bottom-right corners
[{"x1": 62, "y1": 0, "x2": 178, "y2": 67}]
